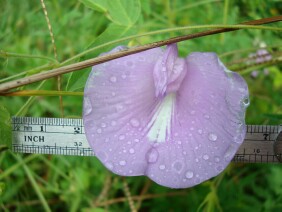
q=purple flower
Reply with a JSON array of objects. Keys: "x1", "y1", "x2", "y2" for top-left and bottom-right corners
[{"x1": 83, "y1": 44, "x2": 249, "y2": 188}]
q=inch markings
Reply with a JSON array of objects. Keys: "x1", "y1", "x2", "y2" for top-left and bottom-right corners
[{"x1": 11, "y1": 117, "x2": 282, "y2": 163}]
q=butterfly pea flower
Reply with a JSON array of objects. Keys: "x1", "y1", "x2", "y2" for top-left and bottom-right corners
[{"x1": 83, "y1": 44, "x2": 249, "y2": 188}]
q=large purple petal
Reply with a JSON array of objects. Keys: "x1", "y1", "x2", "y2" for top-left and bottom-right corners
[{"x1": 83, "y1": 45, "x2": 249, "y2": 188}]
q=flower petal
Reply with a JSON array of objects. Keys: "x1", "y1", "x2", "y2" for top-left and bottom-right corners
[{"x1": 83, "y1": 45, "x2": 249, "y2": 188}]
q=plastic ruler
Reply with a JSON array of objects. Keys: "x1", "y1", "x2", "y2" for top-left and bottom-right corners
[{"x1": 11, "y1": 117, "x2": 282, "y2": 163}]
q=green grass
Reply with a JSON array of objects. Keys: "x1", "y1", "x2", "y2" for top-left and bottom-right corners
[{"x1": 0, "y1": 0, "x2": 282, "y2": 211}]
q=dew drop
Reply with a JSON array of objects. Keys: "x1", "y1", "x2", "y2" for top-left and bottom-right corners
[
  {"x1": 84, "y1": 97, "x2": 92, "y2": 115},
  {"x1": 216, "y1": 165, "x2": 224, "y2": 172},
  {"x1": 125, "y1": 61, "x2": 134, "y2": 67},
  {"x1": 204, "y1": 114, "x2": 210, "y2": 119},
  {"x1": 129, "y1": 148, "x2": 135, "y2": 154},
  {"x1": 105, "y1": 162, "x2": 113, "y2": 169},
  {"x1": 190, "y1": 110, "x2": 195, "y2": 115},
  {"x1": 97, "y1": 128, "x2": 102, "y2": 134},
  {"x1": 185, "y1": 171, "x2": 194, "y2": 179},
  {"x1": 111, "y1": 92, "x2": 116, "y2": 96},
  {"x1": 101, "y1": 123, "x2": 107, "y2": 128},
  {"x1": 134, "y1": 138, "x2": 139, "y2": 143},
  {"x1": 208, "y1": 133, "x2": 217, "y2": 141},
  {"x1": 130, "y1": 118, "x2": 140, "y2": 127},
  {"x1": 97, "y1": 151, "x2": 108, "y2": 161},
  {"x1": 172, "y1": 161, "x2": 183, "y2": 172},
  {"x1": 214, "y1": 156, "x2": 220, "y2": 163},
  {"x1": 242, "y1": 97, "x2": 250, "y2": 106},
  {"x1": 224, "y1": 145, "x2": 236, "y2": 161},
  {"x1": 119, "y1": 135, "x2": 125, "y2": 140},
  {"x1": 177, "y1": 141, "x2": 182, "y2": 145},
  {"x1": 110, "y1": 76, "x2": 117, "y2": 83},
  {"x1": 121, "y1": 74, "x2": 127, "y2": 79},
  {"x1": 146, "y1": 148, "x2": 159, "y2": 163},
  {"x1": 203, "y1": 154, "x2": 209, "y2": 160},
  {"x1": 111, "y1": 121, "x2": 117, "y2": 126},
  {"x1": 159, "y1": 165, "x2": 166, "y2": 170},
  {"x1": 116, "y1": 104, "x2": 124, "y2": 112},
  {"x1": 119, "y1": 160, "x2": 126, "y2": 166},
  {"x1": 198, "y1": 129, "x2": 203, "y2": 134}
]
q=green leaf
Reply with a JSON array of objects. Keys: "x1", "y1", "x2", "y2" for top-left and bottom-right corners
[
  {"x1": 0, "y1": 105, "x2": 11, "y2": 150},
  {"x1": 106, "y1": 0, "x2": 141, "y2": 26},
  {"x1": 79, "y1": 0, "x2": 108, "y2": 12},
  {"x1": 80, "y1": 0, "x2": 141, "y2": 26},
  {"x1": 66, "y1": 23, "x2": 136, "y2": 91}
]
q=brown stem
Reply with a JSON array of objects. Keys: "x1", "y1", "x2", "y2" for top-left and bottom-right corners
[
  {"x1": 0, "y1": 15, "x2": 281, "y2": 93},
  {"x1": 96, "y1": 191, "x2": 187, "y2": 207}
]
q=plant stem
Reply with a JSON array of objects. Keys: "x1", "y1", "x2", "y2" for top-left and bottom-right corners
[
  {"x1": 0, "y1": 90, "x2": 83, "y2": 96},
  {"x1": 0, "y1": 15, "x2": 281, "y2": 93},
  {"x1": 0, "y1": 51, "x2": 57, "y2": 62}
]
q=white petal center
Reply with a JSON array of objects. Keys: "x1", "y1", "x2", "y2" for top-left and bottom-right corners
[{"x1": 146, "y1": 93, "x2": 176, "y2": 142}]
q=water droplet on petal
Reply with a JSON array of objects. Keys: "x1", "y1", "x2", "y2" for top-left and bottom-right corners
[
  {"x1": 214, "y1": 156, "x2": 220, "y2": 163},
  {"x1": 208, "y1": 133, "x2": 217, "y2": 141},
  {"x1": 159, "y1": 165, "x2": 166, "y2": 170},
  {"x1": 121, "y1": 74, "x2": 127, "y2": 79},
  {"x1": 111, "y1": 92, "x2": 116, "y2": 96},
  {"x1": 216, "y1": 165, "x2": 224, "y2": 171},
  {"x1": 119, "y1": 135, "x2": 125, "y2": 140},
  {"x1": 111, "y1": 121, "x2": 117, "y2": 126},
  {"x1": 110, "y1": 76, "x2": 117, "y2": 83},
  {"x1": 126, "y1": 61, "x2": 134, "y2": 67},
  {"x1": 130, "y1": 118, "x2": 140, "y2": 127},
  {"x1": 190, "y1": 110, "x2": 195, "y2": 115},
  {"x1": 97, "y1": 128, "x2": 102, "y2": 134},
  {"x1": 101, "y1": 123, "x2": 107, "y2": 128},
  {"x1": 198, "y1": 129, "x2": 203, "y2": 134},
  {"x1": 84, "y1": 97, "x2": 92, "y2": 115},
  {"x1": 134, "y1": 138, "x2": 139, "y2": 143},
  {"x1": 105, "y1": 162, "x2": 114, "y2": 169},
  {"x1": 203, "y1": 154, "x2": 209, "y2": 160},
  {"x1": 242, "y1": 97, "x2": 250, "y2": 107},
  {"x1": 96, "y1": 151, "x2": 108, "y2": 161},
  {"x1": 204, "y1": 114, "x2": 210, "y2": 119},
  {"x1": 185, "y1": 171, "x2": 194, "y2": 179},
  {"x1": 116, "y1": 104, "x2": 124, "y2": 112},
  {"x1": 129, "y1": 148, "x2": 135, "y2": 154},
  {"x1": 146, "y1": 148, "x2": 159, "y2": 163},
  {"x1": 224, "y1": 145, "x2": 236, "y2": 161},
  {"x1": 172, "y1": 161, "x2": 183, "y2": 172},
  {"x1": 119, "y1": 160, "x2": 126, "y2": 166}
]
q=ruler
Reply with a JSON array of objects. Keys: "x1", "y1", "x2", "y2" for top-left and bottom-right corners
[{"x1": 11, "y1": 117, "x2": 282, "y2": 164}]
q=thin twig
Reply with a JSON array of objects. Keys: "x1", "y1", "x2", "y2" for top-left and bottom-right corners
[
  {"x1": 40, "y1": 0, "x2": 57, "y2": 60},
  {"x1": 96, "y1": 191, "x2": 187, "y2": 207},
  {"x1": 0, "y1": 90, "x2": 83, "y2": 96},
  {"x1": 122, "y1": 177, "x2": 137, "y2": 212},
  {"x1": 0, "y1": 15, "x2": 281, "y2": 93},
  {"x1": 94, "y1": 174, "x2": 112, "y2": 206},
  {"x1": 135, "y1": 179, "x2": 152, "y2": 211},
  {"x1": 40, "y1": 0, "x2": 64, "y2": 117}
]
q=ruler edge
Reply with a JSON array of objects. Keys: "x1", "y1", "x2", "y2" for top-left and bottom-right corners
[{"x1": 11, "y1": 117, "x2": 282, "y2": 163}]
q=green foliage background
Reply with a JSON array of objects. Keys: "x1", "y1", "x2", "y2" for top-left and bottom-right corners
[{"x1": 0, "y1": 0, "x2": 282, "y2": 211}]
